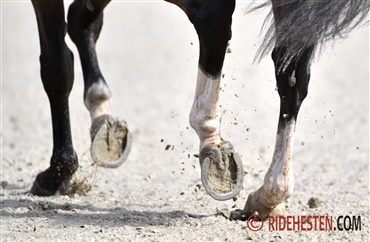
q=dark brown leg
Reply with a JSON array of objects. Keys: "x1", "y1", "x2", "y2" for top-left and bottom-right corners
[{"x1": 30, "y1": 0, "x2": 78, "y2": 196}]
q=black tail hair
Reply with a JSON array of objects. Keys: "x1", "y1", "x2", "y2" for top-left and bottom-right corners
[{"x1": 250, "y1": 0, "x2": 369, "y2": 72}]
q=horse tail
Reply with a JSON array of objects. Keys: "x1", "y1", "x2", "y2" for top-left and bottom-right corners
[{"x1": 251, "y1": 0, "x2": 369, "y2": 72}]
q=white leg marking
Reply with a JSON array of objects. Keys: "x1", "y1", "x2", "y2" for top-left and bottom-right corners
[
  {"x1": 189, "y1": 68, "x2": 222, "y2": 150},
  {"x1": 262, "y1": 118, "x2": 295, "y2": 207},
  {"x1": 84, "y1": 81, "x2": 112, "y2": 120}
]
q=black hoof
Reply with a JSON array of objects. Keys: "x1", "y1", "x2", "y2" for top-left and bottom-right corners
[
  {"x1": 29, "y1": 151, "x2": 78, "y2": 196},
  {"x1": 30, "y1": 170, "x2": 72, "y2": 196}
]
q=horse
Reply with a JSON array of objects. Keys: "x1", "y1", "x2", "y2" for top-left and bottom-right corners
[{"x1": 29, "y1": 0, "x2": 369, "y2": 220}]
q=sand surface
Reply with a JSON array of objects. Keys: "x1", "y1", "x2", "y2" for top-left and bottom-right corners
[{"x1": 1, "y1": 1, "x2": 369, "y2": 241}]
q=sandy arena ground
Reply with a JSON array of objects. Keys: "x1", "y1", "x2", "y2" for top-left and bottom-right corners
[{"x1": 1, "y1": 1, "x2": 369, "y2": 241}]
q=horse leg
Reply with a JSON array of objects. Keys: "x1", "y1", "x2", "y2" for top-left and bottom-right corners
[
  {"x1": 167, "y1": 0, "x2": 243, "y2": 201},
  {"x1": 68, "y1": 0, "x2": 131, "y2": 167},
  {"x1": 67, "y1": 0, "x2": 110, "y2": 125},
  {"x1": 30, "y1": 0, "x2": 78, "y2": 195},
  {"x1": 231, "y1": 3, "x2": 316, "y2": 220}
]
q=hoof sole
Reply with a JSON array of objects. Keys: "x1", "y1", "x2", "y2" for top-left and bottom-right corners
[
  {"x1": 91, "y1": 116, "x2": 132, "y2": 168},
  {"x1": 200, "y1": 144, "x2": 244, "y2": 201}
]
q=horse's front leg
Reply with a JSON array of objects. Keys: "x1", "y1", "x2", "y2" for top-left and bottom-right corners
[
  {"x1": 169, "y1": 0, "x2": 243, "y2": 201},
  {"x1": 30, "y1": 0, "x2": 78, "y2": 195},
  {"x1": 68, "y1": 0, "x2": 132, "y2": 168}
]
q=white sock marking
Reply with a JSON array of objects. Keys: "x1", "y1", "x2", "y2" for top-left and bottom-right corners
[
  {"x1": 262, "y1": 118, "x2": 296, "y2": 206},
  {"x1": 189, "y1": 68, "x2": 222, "y2": 150}
]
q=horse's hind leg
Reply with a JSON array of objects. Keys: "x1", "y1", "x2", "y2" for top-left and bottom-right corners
[
  {"x1": 68, "y1": 0, "x2": 131, "y2": 167},
  {"x1": 233, "y1": 46, "x2": 314, "y2": 220},
  {"x1": 30, "y1": 0, "x2": 78, "y2": 195},
  {"x1": 168, "y1": 0, "x2": 243, "y2": 201},
  {"x1": 232, "y1": 3, "x2": 315, "y2": 220}
]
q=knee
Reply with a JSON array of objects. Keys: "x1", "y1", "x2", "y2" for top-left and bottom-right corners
[
  {"x1": 37, "y1": 54, "x2": 74, "y2": 99},
  {"x1": 186, "y1": 0, "x2": 235, "y2": 43},
  {"x1": 39, "y1": 46, "x2": 74, "y2": 96},
  {"x1": 66, "y1": 1, "x2": 81, "y2": 44},
  {"x1": 186, "y1": 1, "x2": 235, "y2": 76},
  {"x1": 186, "y1": 0, "x2": 234, "y2": 24},
  {"x1": 67, "y1": 1, "x2": 104, "y2": 45}
]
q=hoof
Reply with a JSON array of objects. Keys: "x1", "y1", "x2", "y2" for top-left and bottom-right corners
[
  {"x1": 30, "y1": 179, "x2": 56, "y2": 196},
  {"x1": 229, "y1": 189, "x2": 286, "y2": 221},
  {"x1": 199, "y1": 141, "x2": 244, "y2": 201},
  {"x1": 30, "y1": 170, "x2": 72, "y2": 196},
  {"x1": 91, "y1": 115, "x2": 132, "y2": 168}
]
